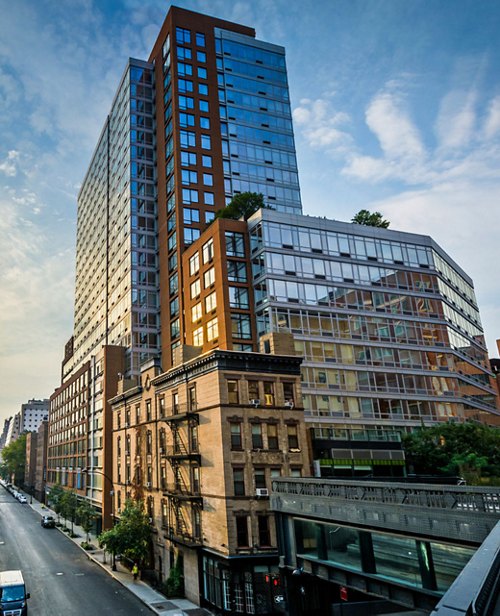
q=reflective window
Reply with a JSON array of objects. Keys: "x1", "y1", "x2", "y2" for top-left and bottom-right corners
[{"x1": 176, "y1": 27, "x2": 191, "y2": 45}]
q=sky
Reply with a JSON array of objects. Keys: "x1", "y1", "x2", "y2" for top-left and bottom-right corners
[{"x1": 1, "y1": 0, "x2": 499, "y2": 423}]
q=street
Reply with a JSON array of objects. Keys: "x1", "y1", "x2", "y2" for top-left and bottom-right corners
[{"x1": 0, "y1": 488, "x2": 152, "y2": 615}]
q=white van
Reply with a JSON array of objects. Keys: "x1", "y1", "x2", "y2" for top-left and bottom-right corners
[{"x1": 0, "y1": 570, "x2": 30, "y2": 615}]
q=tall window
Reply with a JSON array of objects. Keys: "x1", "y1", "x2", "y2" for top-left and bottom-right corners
[
  {"x1": 205, "y1": 291, "x2": 217, "y2": 312},
  {"x1": 236, "y1": 516, "x2": 249, "y2": 547},
  {"x1": 189, "y1": 252, "x2": 200, "y2": 275},
  {"x1": 258, "y1": 516, "x2": 271, "y2": 546},
  {"x1": 283, "y1": 382, "x2": 295, "y2": 404},
  {"x1": 206, "y1": 317, "x2": 218, "y2": 341},
  {"x1": 230, "y1": 423, "x2": 242, "y2": 450},
  {"x1": 146, "y1": 399, "x2": 152, "y2": 421},
  {"x1": 264, "y1": 382, "x2": 274, "y2": 406},
  {"x1": 267, "y1": 424, "x2": 278, "y2": 450},
  {"x1": 225, "y1": 232, "x2": 245, "y2": 257},
  {"x1": 248, "y1": 380, "x2": 259, "y2": 401},
  {"x1": 233, "y1": 468, "x2": 245, "y2": 496},
  {"x1": 227, "y1": 380, "x2": 239, "y2": 404},
  {"x1": 202, "y1": 238, "x2": 214, "y2": 263},
  {"x1": 147, "y1": 430, "x2": 152, "y2": 454},
  {"x1": 251, "y1": 423, "x2": 263, "y2": 449},
  {"x1": 188, "y1": 386, "x2": 197, "y2": 410},
  {"x1": 287, "y1": 424, "x2": 299, "y2": 450},
  {"x1": 255, "y1": 468, "x2": 266, "y2": 489}
]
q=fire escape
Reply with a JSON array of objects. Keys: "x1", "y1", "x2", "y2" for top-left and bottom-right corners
[{"x1": 163, "y1": 402, "x2": 202, "y2": 546}]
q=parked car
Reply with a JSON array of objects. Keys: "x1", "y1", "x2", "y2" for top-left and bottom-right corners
[
  {"x1": 17, "y1": 495, "x2": 27, "y2": 504},
  {"x1": 41, "y1": 515, "x2": 55, "y2": 528}
]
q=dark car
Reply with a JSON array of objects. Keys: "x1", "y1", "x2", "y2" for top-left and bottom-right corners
[{"x1": 41, "y1": 515, "x2": 55, "y2": 528}]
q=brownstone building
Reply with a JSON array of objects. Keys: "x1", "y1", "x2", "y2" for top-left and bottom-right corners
[{"x1": 110, "y1": 347, "x2": 308, "y2": 611}]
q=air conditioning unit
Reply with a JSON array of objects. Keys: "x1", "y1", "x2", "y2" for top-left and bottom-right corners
[
  {"x1": 159, "y1": 447, "x2": 164, "y2": 454},
  {"x1": 146, "y1": 482, "x2": 152, "y2": 489},
  {"x1": 250, "y1": 399, "x2": 261, "y2": 407},
  {"x1": 284, "y1": 400, "x2": 294, "y2": 409},
  {"x1": 256, "y1": 488, "x2": 269, "y2": 497}
]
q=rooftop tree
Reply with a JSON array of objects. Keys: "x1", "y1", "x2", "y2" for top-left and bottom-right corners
[{"x1": 351, "y1": 209, "x2": 390, "y2": 228}]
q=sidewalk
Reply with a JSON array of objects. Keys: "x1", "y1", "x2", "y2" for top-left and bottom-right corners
[{"x1": 26, "y1": 493, "x2": 212, "y2": 616}]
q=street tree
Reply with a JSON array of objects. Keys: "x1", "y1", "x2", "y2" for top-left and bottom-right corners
[
  {"x1": 60, "y1": 490, "x2": 79, "y2": 534},
  {"x1": 351, "y1": 209, "x2": 390, "y2": 228},
  {"x1": 1, "y1": 434, "x2": 27, "y2": 485},
  {"x1": 215, "y1": 191, "x2": 266, "y2": 221},
  {"x1": 403, "y1": 421, "x2": 500, "y2": 484},
  {"x1": 77, "y1": 500, "x2": 98, "y2": 543},
  {"x1": 48, "y1": 484, "x2": 65, "y2": 523},
  {"x1": 98, "y1": 499, "x2": 152, "y2": 567}
]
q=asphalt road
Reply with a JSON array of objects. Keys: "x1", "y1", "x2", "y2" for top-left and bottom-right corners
[{"x1": 0, "y1": 487, "x2": 152, "y2": 615}]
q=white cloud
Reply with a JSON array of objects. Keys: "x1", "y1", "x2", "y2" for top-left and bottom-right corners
[
  {"x1": 0, "y1": 150, "x2": 19, "y2": 177},
  {"x1": 435, "y1": 89, "x2": 477, "y2": 152},
  {"x1": 483, "y1": 95, "x2": 500, "y2": 139},
  {"x1": 293, "y1": 97, "x2": 352, "y2": 151}
]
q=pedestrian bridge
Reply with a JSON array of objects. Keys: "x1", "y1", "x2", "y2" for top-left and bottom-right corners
[{"x1": 271, "y1": 478, "x2": 500, "y2": 613}]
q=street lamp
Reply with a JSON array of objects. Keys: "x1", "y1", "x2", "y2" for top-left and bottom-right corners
[{"x1": 82, "y1": 467, "x2": 116, "y2": 570}]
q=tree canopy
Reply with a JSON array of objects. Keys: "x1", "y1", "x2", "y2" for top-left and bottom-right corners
[
  {"x1": 351, "y1": 209, "x2": 390, "y2": 228},
  {"x1": 99, "y1": 499, "x2": 152, "y2": 566},
  {"x1": 1, "y1": 434, "x2": 27, "y2": 485},
  {"x1": 403, "y1": 421, "x2": 500, "y2": 484},
  {"x1": 215, "y1": 192, "x2": 266, "y2": 221}
]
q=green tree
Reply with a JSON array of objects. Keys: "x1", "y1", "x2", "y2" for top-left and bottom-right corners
[
  {"x1": 1, "y1": 434, "x2": 27, "y2": 485},
  {"x1": 77, "y1": 500, "x2": 98, "y2": 543},
  {"x1": 98, "y1": 499, "x2": 152, "y2": 567},
  {"x1": 60, "y1": 490, "x2": 79, "y2": 533},
  {"x1": 215, "y1": 191, "x2": 266, "y2": 221},
  {"x1": 403, "y1": 422, "x2": 500, "y2": 484},
  {"x1": 48, "y1": 484, "x2": 65, "y2": 523},
  {"x1": 351, "y1": 209, "x2": 390, "y2": 228}
]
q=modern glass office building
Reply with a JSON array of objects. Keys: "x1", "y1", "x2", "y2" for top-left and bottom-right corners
[{"x1": 248, "y1": 209, "x2": 498, "y2": 475}]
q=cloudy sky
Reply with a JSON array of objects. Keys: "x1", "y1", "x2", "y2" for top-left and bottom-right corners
[{"x1": 1, "y1": 0, "x2": 499, "y2": 422}]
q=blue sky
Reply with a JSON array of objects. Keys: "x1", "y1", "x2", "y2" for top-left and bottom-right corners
[{"x1": 1, "y1": 0, "x2": 499, "y2": 421}]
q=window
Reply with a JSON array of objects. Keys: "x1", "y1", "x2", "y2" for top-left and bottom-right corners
[
  {"x1": 178, "y1": 62, "x2": 193, "y2": 76},
  {"x1": 205, "y1": 291, "x2": 217, "y2": 312},
  {"x1": 228, "y1": 380, "x2": 239, "y2": 404},
  {"x1": 191, "y1": 302, "x2": 202, "y2": 322},
  {"x1": 135, "y1": 404, "x2": 141, "y2": 423},
  {"x1": 198, "y1": 83, "x2": 208, "y2": 95},
  {"x1": 185, "y1": 227, "x2": 200, "y2": 245},
  {"x1": 146, "y1": 430, "x2": 152, "y2": 455},
  {"x1": 252, "y1": 423, "x2": 263, "y2": 449},
  {"x1": 227, "y1": 260, "x2": 247, "y2": 282},
  {"x1": 180, "y1": 130, "x2": 196, "y2": 148},
  {"x1": 200, "y1": 117, "x2": 210, "y2": 129},
  {"x1": 202, "y1": 238, "x2": 214, "y2": 263},
  {"x1": 232, "y1": 314, "x2": 252, "y2": 339},
  {"x1": 176, "y1": 27, "x2": 191, "y2": 45},
  {"x1": 290, "y1": 467, "x2": 302, "y2": 478},
  {"x1": 205, "y1": 211, "x2": 215, "y2": 224},
  {"x1": 178, "y1": 78, "x2": 193, "y2": 93},
  {"x1": 196, "y1": 32, "x2": 205, "y2": 47},
  {"x1": 146, "y1": 399, "x2": 152, "y2": 421},
  {"x1": 203, "y1": 173, "x2": 213, "y2": 186},
  {"x1": 255, "y1": 467, "x2": 266, "y2": 489},
  {"x1": 229, "y1": 287, "x2": 249, "y2": 309},
  {"x1": 233, "y1": 468, "x2": 245, "y2": 496},
  {"x1": 179, "y1": 95, "x2": 194, "y2": 109},
  {"x1": 198, "y1": 67, "x2": 208, "y2": 79},
  {"x1": 181, "y1": 151, "x2": 196, "y2": 166},
  {"x1": 177, "y1": 46, "x2": 192, "y2": 60},
  {"x1": 190, "y1": 279, "x2": 201, "y2": 298},
  {"x1": 201, "y1": 135, "x2": 211, "y2": 150},
  {"x1": 226, "y1": 232, "x2": 245, "y2": 257},
  {"x1": 258, "y1": 516, "x2": 271, "y2": 546},
  {"x1": 183, "y1": 207, "x2": 199, "y2": 224},
  {"x1": 236, "y1": 516, "x2": 249, "y2": 547},
  {"x1": 199, "y1": 99, "x2": 209, "y2": 112},
  {"x1": 287, "y1": 424, "x2": 299, "y2": 450},
  {"x1": 182, "y1": 188, "x2": 198, "y2": 204},
  {"x1": 204, "y1": 267, "x2": 215, "y2": 287},
  {"x1": 267, "y1": 424, "x2": 278, "y2": 450},
  {"x1": 202, "y1": 155, "x2": 212, "y2": 168},
  {"x1": 179, "y1": 112, "x2": 195, "y2": 127},
  {"x1": 159, "y1": 397, "x2": 165, "y2": 418},
  {"x1": 189, "y1": 252, "x2": 200, "y2": 276},
  {"x1": 170, "y1": 318, "x2": 180, "y2": 338},
  {"x1": 207, "y1": 317, "x2": 218, "y2": 341},
  {"x1": 230, "y1": 422, "x2": 242, "y2": 449},
  {"x1": 248, "y1": 380, "x2": 259, "y2": 401},
  {"x1": 197, "y1": 50, "x2": 207, "y2": 62},
  {"x1": 204, "y1": 192, "x2": 215, "y2": 205},
  {"x1": 170, "y1": 297, "x2": 179, "y2": 317},
  {"x1": 283, "y1": 382, "x2": 295, "y2": 405},
  {"x1": 181, "y1": 169, "x2": 197, "y2": 185},
  {"x1": 193, "y1": 326, "x2": 203, "y2": 346},
  {"x1": 169, "y1": 273, "x2": 178, "y2": 295},
  {"x1": 264, "y1": 382, "x2": 274, "y2": 406}
]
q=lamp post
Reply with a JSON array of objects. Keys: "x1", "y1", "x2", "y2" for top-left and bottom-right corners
[{"x1": 82, "y1": 467, "x2": 116, "y2": 570}]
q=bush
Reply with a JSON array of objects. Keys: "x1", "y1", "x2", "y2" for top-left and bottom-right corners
[
  {"x1": 80, "y1": 541, "x2": 95, "y2": 551},
  {"x1": 162, "y1": 564, "x2": 184, "y2": 598}
]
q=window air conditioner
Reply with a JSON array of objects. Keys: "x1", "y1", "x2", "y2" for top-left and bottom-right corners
[
  {"x1": 284, "y1": 400, "x2": 294, "y2": 409},
  {"x1": 146, "y1": 482, "x2": 152, "y2": 488},
  {"x1": 256, "y1": 488, "x2": 269, "y2": 497},
  {"x1": 250, "y1": 399, "x2": 261, "y2": 407}
]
